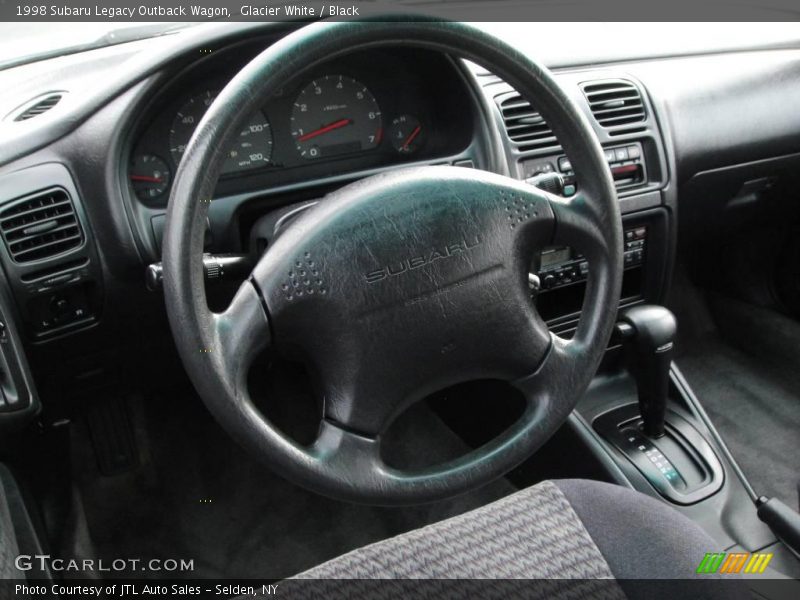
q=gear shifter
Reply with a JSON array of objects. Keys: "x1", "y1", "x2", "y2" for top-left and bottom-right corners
[
  {"x1": 597, "y1": 305, "x2": 725, "y2": 503},
  {"x1": 615, "y1": 305, "x2": 677, "y2": 438}
]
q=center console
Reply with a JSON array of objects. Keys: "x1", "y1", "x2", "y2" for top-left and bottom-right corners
[{"x1": 476, "y1": 66, "x2": 800, "y2": 577}]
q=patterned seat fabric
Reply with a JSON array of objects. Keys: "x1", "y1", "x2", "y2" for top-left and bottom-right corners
[
  {"x1": 281, "y1": 478, "x2": 751, "y2": 600},
  {"x1": 283, "y1": 480, "x2": 631, "y2": 599},
  {"x1": 294, "y1": 481, "x2": 623, "y2": 583}
]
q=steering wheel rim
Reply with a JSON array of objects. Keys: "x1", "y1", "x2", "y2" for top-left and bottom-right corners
[{"x1": 162, "y1": 18, "x2": 622, "y2": 505}]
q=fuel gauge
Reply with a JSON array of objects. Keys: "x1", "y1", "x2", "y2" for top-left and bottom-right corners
[
  {"x1": 389, "y1": 115, "x2": 424, "y2": 155},
  {"x1": 130, "y1": 154, "x2": 170, "y2": 200}
]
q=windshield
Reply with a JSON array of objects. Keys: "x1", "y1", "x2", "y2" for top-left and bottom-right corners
[
  {"x1": 1, "y1": 21, "x2": 799, "y2": 72},
  {"x1": 0, "y1": 22, "x2": 197, "y2": 69}
]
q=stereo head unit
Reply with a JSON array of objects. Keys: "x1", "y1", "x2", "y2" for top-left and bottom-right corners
[{"x1": 532, "y1": 225, "x2": 647, "y2": 292}]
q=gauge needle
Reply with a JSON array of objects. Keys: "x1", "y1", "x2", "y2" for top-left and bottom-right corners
[
  {"x1": 402, "y1": 125, "x2": 422, "y2": 150},
  {"x1": 298, "y1": 118, "x2": 352, "y2": 142},
  {"x1": 130, "y1": 175, "x2": 163, "y2": 183}
]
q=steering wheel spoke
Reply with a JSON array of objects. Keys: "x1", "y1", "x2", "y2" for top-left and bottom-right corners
[
  {"x1": 548, "y1": 189, "x2": 608, "y2": 258},
  {"x1": 312, "y1": 419, "x2": 382, "y2": 471},
  {"x1": 545, "y1": 188, "x2": 623, "y2": 348},
  {"x1": 513, "y1": 335, "x2": 581, "y2": 417},
  {"x1": 212, "y1": 280, "x2": 271, "y2": 394}
]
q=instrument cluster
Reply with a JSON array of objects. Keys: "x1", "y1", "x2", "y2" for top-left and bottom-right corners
[{"x1": 128, "y1": 48, "x2": 474, "y2": 204}]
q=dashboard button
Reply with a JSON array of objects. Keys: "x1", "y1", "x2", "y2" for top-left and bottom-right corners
[
  {"x1": 615, "y1": 147, "x2": 629, "y2": 161},
  {"x1": 627, "y1": 145, "x2": 641, "y2": 159},
  {"x1": 529, "y1": 162, "x2": 555, "y2": 176}
]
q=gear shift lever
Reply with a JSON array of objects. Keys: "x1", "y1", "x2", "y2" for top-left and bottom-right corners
[
  {"x1": 615, "y1": 305, "x2": 677, "y2": 438},
  {"x1": 598, "y1": 305, "x2": 725, "y2": 502}
]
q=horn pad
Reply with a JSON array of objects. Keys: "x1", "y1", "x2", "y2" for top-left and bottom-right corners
[{"x1": 253, "y1": 166, "x2": 556, "y2": 434}]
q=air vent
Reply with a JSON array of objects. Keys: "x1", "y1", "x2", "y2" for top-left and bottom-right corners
[
  {"x1": 13, "y1": 93, "x2": 63, "y2": 121},
  {"x1": 0, "y1": 188, "x2": 83, "y2": 263},
  {"x1": 498, "y1": 93, "x2": 561, "y2": 153},
  {"x1": 582, "y1": 80, "x2": 646, "y2": 129}
]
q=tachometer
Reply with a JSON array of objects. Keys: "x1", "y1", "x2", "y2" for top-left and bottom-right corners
[
  {"x1": 169, "y1": 90, "x2": 273, "y2": 174},
  {"x1": 290, "y1": 75, "x2": 382, "y2": 159}
]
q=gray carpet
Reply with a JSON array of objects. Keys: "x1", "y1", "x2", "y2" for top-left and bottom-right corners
[
  {"x1": 68, "y1": 392, "x2": 516, "y2": 580},
  {"x1": 676, "y1": 295, "x2": 800, "y2": 508}
]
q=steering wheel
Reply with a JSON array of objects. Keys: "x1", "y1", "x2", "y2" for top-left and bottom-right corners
[{"x1": 162, "y1": 19, "x2": 622, "y2": 505}]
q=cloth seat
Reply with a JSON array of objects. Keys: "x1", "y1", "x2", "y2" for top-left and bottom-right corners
[{"x1": 289, "y1": 479, "x2": 749, "y2": 600}]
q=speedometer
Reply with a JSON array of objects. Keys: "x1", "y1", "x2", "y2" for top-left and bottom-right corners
[
  {"x1": 290, "y1": 75, "x2": 382, "y2": 160},
  {"x1": 169, "y1": 90, "x2": 273, "y2": 174}
]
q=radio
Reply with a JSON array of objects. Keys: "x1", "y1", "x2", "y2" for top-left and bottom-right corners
[{"x1": 532, "y1": 225, "x2": 647, "y2": 292}]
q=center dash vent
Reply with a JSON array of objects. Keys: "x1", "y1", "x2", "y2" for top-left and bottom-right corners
[
  {"x1": 497, "y1": 93, "x2": 561, "y2": 153},
  {"x1": 582, "y1": 80, "x2": 646, "y2": 130},
  {"x1": 0, "y1": 188, "x2": 83, "y2": 263},
  {"x1": 13, "y1": 93, "x2": 64, "y2": 122}
]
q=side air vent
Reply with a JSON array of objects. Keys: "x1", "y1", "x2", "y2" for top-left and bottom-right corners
[
  {"x1": 13, "y1": 93, "x2": 64, "y2": 121},
  {"x1": 582, "y1": 80, "x2": 646, "y2": 130},
  {"x1": 498, "y1": 93, "x2": 561, "y2": 153},
  {"x1": 0, "y1": 188, "x2": 83, "y2": 263}
]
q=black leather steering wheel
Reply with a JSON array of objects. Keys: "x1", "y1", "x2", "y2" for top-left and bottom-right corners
[{"x1": 162, "y1": 19, "x2": 622, "y2": 505}]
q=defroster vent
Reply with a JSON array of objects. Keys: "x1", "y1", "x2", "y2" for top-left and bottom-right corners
[
  {"x1": 14, "y1": 94, "x2": 63, "y2": 121},
  {"x1": 0, "y1": 188, "x2": 83, "y2": 263}
]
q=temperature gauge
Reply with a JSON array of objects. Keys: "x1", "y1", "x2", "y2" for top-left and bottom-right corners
[
  {"x1": 389, "y1": 115, "x2": 424, "y2": 155},
  {"x1": 130, "y1": 154, "x2": 170, "y2": 200}
]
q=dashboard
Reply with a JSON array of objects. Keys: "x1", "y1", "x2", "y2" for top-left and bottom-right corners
[
  {"x1": 128, "y1": 45, "x2": 476, "y2": 207},
  {"x1": 0, "y1": 22, "x2": 799, "y2": 433}
]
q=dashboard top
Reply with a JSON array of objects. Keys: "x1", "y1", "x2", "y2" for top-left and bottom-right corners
[{"x1": 1, "y1": 22, "x2": 798, "y2": 169}]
